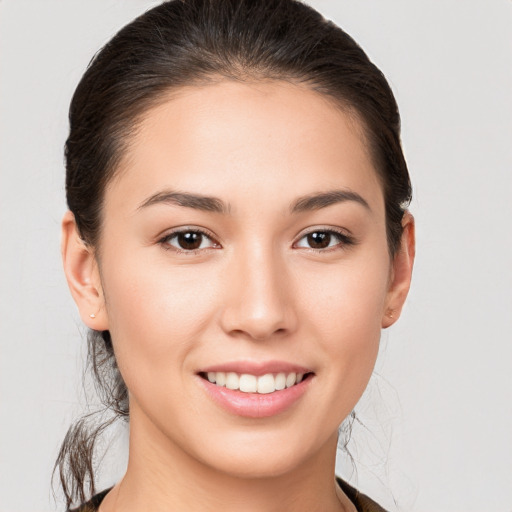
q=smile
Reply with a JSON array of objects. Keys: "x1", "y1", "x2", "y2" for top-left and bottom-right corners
[
  {"x1": 198, "y1": 367, "x2": 314, "y2": 418},
  {"x1": 202, "y1": 371, "x2": 307, "y2": 394},
  {"x1": 197, "y1": 361, "x2": 314, "y2": 418}
]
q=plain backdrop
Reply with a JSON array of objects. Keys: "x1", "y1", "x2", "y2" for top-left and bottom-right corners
[{"x1": 1, "y1": 1, "x2": 511, "y2": 511}]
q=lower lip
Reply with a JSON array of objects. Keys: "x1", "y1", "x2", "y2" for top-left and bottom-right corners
[{"x1": 199, "y1": 376, "x2": 313, "y2": 418}]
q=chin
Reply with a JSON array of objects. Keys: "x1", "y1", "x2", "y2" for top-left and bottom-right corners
[
  {"x1": 205, "y1": 452, "x2": 305, "y2": 480},
  {"x1": 191, "y1": 428, "x2": 331, "y2": 480}
]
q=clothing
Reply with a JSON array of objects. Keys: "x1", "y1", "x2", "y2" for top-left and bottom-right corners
[
  {"x1": 69, "y1": 478, "x2": 387, "y2": 512},
  {"x1": 69, "y1": 488, "x2": 110, "y2": 512},
  {"x1": 337, "y1": 478, "x2": 388, "y2": 512}
]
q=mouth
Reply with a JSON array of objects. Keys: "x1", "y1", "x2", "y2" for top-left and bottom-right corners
[{"x1": 198, "y1": 371, "x2": 314, "y2": 395}]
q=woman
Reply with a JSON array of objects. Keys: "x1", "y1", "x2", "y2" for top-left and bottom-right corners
[{"x1": 57, "y1": 0, "x2": 414, "y2": 510}]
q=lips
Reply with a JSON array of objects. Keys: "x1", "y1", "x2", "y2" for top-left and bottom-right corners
[
  {"x1": 197, "y1": 361, "x2": 314, "y2": 418},
  {"x1": 199, "y1": 361, "x2": 311, "y2": 376}
]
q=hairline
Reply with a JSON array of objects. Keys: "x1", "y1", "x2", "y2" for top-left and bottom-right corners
[{"x1": 93, "y1": 75, "x2": 389, "y2": 257}]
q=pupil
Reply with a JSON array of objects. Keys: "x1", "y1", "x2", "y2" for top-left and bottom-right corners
[
  {"x1": 178, "y1": 232, "x2": 202, "y2": 250},
  {"x1": 308, "y1": 232, "x2": 330, "y2": 249}
]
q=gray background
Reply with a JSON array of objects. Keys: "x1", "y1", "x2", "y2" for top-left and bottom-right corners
[{"x1": 1, "y1": 1, "x2": 511, "y2": 511}]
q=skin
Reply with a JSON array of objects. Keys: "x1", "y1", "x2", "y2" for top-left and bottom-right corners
[{"x1": 62, "y1": 80, "x2": 414, "y2": 512}]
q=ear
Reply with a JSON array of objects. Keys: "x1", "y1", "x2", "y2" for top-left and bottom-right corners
[
  {"x1": 61, "y1": 211, "x2": 109, "y2": 330},
  {"x1": 382, "y1": 211, "x2": 415, "y2": 328}
]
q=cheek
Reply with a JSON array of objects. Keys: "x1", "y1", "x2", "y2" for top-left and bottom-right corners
[
  {"x1": 302, "y1": 253, "x2": 390, "y2": 333},
  {"x1": 300, "y1": 253, "x2": 390, "y2": 392},
  {"x1": 99, "y1": 256, "x2": 218, "y2": 386}
]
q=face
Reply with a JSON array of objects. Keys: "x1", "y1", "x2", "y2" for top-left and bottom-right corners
[{"x1": 67, "y1": 80, "x2": 411, "y2": 480}]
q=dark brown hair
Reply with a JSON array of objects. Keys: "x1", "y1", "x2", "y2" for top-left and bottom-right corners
[{"x1": 56, "y1": 0, "x2": 411, "y2": 507}]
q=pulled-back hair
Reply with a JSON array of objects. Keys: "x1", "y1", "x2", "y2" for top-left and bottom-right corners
[{"x1": 56, "y1": 0, "x2": 411, "y2": 507}]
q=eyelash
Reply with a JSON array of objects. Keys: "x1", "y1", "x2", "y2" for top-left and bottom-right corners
[
  {"x1": 158, "y1": 227, "x2": 355, "y2": 255},
  {"x1": 159, "y1": 228, "x2": 219, "y2": 255},
  {"x1": 295, "y1": 228, "x2": 355, "y2": 252}
]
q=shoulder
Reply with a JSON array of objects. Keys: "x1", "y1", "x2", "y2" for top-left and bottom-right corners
[
  {"x1": 336, "y1": 477, "x2": 389, "y2": 512},
  {"x1": 72, "y1": 481, "x2": 387, "y2": 512},
  {"x1": 67, "y1": 488, "x2": 111, "y2": 512}
]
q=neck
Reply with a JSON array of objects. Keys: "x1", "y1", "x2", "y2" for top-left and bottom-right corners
[{"x1": 101, "y1": 401, "x2": 353, "y2": 512}]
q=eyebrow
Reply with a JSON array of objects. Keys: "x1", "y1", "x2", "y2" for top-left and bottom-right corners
[
  {"x1": 137, "y1": 189, "x2": 370, "y2": 215},
  {"x1": 137, "y1": 191, "x2": 229, "y2": 214},
  {"x1": 290, "y1": 189, "x2": 370, "y2": 213}
]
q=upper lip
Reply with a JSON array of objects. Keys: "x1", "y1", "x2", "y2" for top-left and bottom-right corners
[{"x1": 198, "y1": 360, "x2": 313, "y2": 376}]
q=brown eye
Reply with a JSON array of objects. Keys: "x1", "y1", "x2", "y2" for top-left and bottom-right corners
[
  {"x1": 306, "y1": 232, "x2": 331, "y2": 249},
  {"x1": 177, "y1": 232, "x2": 203, "y2": 250},
  {"x1": 162, "y1": 229, "x2": 218, "y2": 252},
  {"x1": 295, "y1": 229, "x2": 353, "y2": 251}
]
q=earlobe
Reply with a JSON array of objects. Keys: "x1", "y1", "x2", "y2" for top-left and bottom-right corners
[
  {"x1": 61, "y1": 211, "x2": 108, "y2": 330},
  {"x1": 382, "y1": 212, "x2": 415, "y2": 329}
]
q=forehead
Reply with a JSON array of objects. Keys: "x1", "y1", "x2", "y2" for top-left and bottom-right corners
[{"x1": 107, "y1": 80, "x2": 384, "y2": 216}]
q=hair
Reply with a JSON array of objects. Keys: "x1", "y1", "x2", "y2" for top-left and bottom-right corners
[{"x1": 55, "y1": 0, "x2": 412, "y2": 507}]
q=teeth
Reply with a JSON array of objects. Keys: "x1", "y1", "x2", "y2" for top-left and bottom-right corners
[
  {"x1": 204, "y1": 371, "x2": 306, "y2": 394},
  {"x1": 275, "y1": 372, "x2": 286, "y2": 390},
  {"x1": 225, "y1": 372, "x2": 239, "y2": 390},
  {"x1": 239, "y1": 374, "x2": 257, "y2": 392},
  {"x1": 216, "y1": 372, "x2": 226, "y2": 387},
  {"x1": 257, "y1": 373, "x2": 275, "y2": 394},
  {"x1": 285, "y1": 372, "x2": 296, "y2": 388}
]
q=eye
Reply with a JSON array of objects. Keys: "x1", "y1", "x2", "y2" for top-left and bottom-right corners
[
  {"x1": 160, "y1": 229, "x2": 220, "y2": 253},
  {"x1": 294, "y1": 229, "x2": 354, "y2": 251}
]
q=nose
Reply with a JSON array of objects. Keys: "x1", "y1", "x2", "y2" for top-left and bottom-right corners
[{"x1": 219, "y1": 243, "x2": 297, "y2": 341}]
